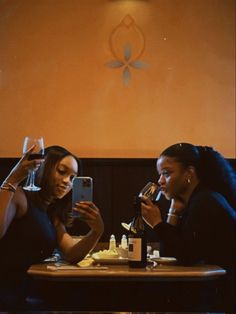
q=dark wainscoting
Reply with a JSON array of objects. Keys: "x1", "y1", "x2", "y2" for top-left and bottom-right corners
[{"x1": 1, "y1": 157, "x2": 235, "y2": 242}]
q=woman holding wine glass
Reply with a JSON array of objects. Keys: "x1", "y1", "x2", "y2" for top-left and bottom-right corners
[
  {"x1": 22, "y1": 136, "x2": 45, "y2": 191},
  {"x1": 140, "y1": 143, "x2": 236, "y2": 312},
  {"x1": 0, "y1": 142, "x2": 104, "y2": 310}
]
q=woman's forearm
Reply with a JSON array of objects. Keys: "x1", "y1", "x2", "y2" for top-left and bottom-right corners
[
  {"x1": 66, "y1": 230, "x2": 102, "y2": 263},
  {"x1": 55, "y1": 220, "x2": 103, "y2": 263}
]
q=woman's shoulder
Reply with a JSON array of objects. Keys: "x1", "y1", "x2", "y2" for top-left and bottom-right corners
[
  {"x1": 192, "y1": 184, "x2": 226, "y2": 202},
  {"x1": 190, "y1": 185, "x2": 236, "y2": 218}
]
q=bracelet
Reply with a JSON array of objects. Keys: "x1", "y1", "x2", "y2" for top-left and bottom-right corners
[
  {"x1": 168, "y1": 208, "x2": 178, "y2": 215},
  {"x1": 167, "y1": 213, "x2": 178, "y2": 218},
  {"x1": 0, "y1": 186, "x2": 15, "y2": 193},
  {"x1": 0, "y1": 181, "x2": 17, "y2": 193}
]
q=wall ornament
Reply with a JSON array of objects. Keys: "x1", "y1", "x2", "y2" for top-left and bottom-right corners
[{"x1": 106, "y1": 14, "x2": 148, "y2": 86}]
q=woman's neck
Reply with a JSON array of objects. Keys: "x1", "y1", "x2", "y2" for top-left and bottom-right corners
[{"x1": 180, "y1": 178, "x2": 200, "y2": 206}]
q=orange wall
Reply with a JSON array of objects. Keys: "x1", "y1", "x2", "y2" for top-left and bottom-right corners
[{"x1": 0, "y1": 0, "x2": 235, "y2": 158}]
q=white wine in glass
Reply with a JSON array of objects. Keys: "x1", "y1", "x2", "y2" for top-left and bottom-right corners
[{"x1": 22, "y1": 136, "x2": 44, "y2": 191}]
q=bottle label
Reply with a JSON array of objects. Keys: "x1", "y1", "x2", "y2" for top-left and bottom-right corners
[{"x1": 128, "y1": 238, "x2": 142, "y2": 261}]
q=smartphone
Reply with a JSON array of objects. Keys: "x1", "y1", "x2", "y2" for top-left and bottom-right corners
[{"x1": 72, "y1": 177, "x2": 93, "y2": 216}]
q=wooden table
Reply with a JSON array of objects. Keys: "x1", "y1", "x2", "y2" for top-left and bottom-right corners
[
  {"x1": 27, "y1": 262, "x2": 227, "y2": 312},
  {"x1": 28, "y1": 262, "x2": 225, "y2": 279}
]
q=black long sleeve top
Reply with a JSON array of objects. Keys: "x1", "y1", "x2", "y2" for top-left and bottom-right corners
[{"x1": 153, "y1": 184, "x2": 236, "y2": 274}]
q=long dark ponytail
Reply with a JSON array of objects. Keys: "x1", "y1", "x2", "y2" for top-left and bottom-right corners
[{"x1": 196, "y1": 146, "x2": 236, "y2": 209}]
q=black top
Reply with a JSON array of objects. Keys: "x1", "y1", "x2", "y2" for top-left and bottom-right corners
[
  {"x1": 154, "y1": 184, "x2": 236, "y2": 273},
  {"x1": 0, "y1": 191, "x2": 57, "y2": 281}
]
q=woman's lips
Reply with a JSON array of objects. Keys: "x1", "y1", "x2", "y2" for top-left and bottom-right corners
[
  {"x1": 57, "y1": 186, "x2": 69, "y2": 194},
  {"x1": 160, "y1": 187, "x2": 166, "y2": 193},
  {"x1": 160, "y1": 188, "x2": 169, "y2": 197}
]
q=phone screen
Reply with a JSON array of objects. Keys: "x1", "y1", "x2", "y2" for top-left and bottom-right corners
[{"x1": 72, "y1": 177, "x2": 93, "y2": 215}]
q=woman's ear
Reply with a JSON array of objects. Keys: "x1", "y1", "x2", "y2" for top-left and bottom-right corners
[{"x1": 187, "y1": 166, "x2": 196, "y2": 181}]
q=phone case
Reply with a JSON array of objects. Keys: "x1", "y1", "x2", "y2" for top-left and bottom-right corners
[{"x1": 72, "y1": 177, "x2": 93, "y2": 212}]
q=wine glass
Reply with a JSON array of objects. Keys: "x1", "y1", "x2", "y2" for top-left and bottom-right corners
[
  {"x1": 22, "y1": 136, "x2": 44, "y2": 191},
  {"x1": 138, "y1": 182, "x2": 161, "y2": 201}
]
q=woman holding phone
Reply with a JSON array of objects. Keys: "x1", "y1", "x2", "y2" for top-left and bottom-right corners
[
  {"x1": 141, "y1": 143, "x2": 236, "y2": 311},
  {"x1": 0, "y1": 145, "x2": 104, "y2": 309}
]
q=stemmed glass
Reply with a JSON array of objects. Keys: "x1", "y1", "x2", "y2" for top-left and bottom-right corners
[
  {"x1": 121, "y1": 182, "x2": 161, "y2": 232},
  {"x1": 22, "y1": 136, "x2": 44, "y2": 191},
  {"x1": 138, "y1": 182, "x2": 160, "y2": 201}
]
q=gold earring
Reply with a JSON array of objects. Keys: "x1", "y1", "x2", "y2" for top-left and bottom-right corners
[{"x1": 187, "y1": 178, "x2": 191, "y2": 184}]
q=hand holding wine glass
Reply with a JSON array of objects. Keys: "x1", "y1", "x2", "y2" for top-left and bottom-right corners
[{"x1": 22, "y1": 136, "x2": 44, "y2": 191}]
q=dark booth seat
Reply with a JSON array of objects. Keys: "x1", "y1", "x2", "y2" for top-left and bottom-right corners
[{"x1": 0, "y1": 157, "x2": 235, "y2": 241}]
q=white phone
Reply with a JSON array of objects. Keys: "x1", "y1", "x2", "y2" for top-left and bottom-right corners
[{"x1": 72, "y1": 177, "x2": 93, "y2": 216}]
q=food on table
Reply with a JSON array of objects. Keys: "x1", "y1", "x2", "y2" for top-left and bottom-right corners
[
  {"x1": 77, "y1": 257, "x2": 94, "y2": 267},
  {"x1": 92, "y1": 249, "x2": 119, "y2": 259}
]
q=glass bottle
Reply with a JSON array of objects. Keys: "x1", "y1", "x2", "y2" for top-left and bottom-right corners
[{"x1": 128, "y1": 196, "x2": 147, "y2": 268}]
